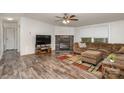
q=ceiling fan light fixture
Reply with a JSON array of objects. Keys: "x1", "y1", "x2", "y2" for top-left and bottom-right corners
[
  {"x1": 66, "y1": 20, "x2": 70, "y2": 23},
  {"x1": 62, "y1": 20, "x2": 67, "y2": 24},
  {"x1": 62, "y1": 19, "x2": 70, "y2": 24},
  {"x1": 56, "y1": 14, "x2": 78, "y2": 24}
]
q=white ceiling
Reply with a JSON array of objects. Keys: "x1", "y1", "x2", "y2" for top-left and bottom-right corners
[{"x1": 1, "y1": 13, "x2": 124, "y2": 27}]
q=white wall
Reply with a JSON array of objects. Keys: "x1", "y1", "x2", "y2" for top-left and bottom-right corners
[
  {"x1": 109, "y1": 20, "x2": 124, "y2": 43},
  {"x1": 20, "y1": 19, "x2": 76, "y2": 55},
  {"x1": 20, "y1": 17, "x2": 124, "y2": 55},
  {"x1": 0, "y1": 19, "x2": 3, "y2": 60},
  {"x1": 75, "y1": 24, "x2": 109, "y2": 42},
  {"x1": 75, "y1": 20, "x2": 124, "y2": 44},
  {"x1": 20, "y1": 17, "x2": 55, "y2": 55},
  {"x1": 54, "y1": 26, "x2": 75, "y2": 35}
]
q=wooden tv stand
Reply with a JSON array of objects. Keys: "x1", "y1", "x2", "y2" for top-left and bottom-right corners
[{"x1": 35, "y1": 45, "x2": 51, "y2": 55}]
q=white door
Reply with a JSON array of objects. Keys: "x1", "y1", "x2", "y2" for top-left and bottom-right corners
[{"x1": 5, "y1": 28, "x2": 15, "y2": 50}]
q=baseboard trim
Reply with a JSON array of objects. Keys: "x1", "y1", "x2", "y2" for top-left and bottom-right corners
[{"x1": 21, "y1": 53, "x2": 35, "y2": 56}]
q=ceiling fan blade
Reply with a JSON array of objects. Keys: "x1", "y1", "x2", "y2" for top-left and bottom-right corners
[
  {"x1": 70, "y1": 19, "x2": 79, "y2": 21},
  {"x1": 70, "y1": 15, "x2": 76, "y2": 18}
]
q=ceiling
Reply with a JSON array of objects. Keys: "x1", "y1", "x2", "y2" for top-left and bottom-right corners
[{"x1": 1, "y1": 13, "x2": 124, "y2": 27}]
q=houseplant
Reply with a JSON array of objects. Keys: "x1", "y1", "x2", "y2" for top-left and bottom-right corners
[{"x1": 107, "y1": 54, "x2": 117, "y2": 62}]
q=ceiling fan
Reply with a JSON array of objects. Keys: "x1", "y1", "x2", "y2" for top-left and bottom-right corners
[{"x1": 55, "y1": 13, "x2": 79, "y2": 24}]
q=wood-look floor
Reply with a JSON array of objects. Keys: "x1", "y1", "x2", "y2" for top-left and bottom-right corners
[{"x1": 0, "y1": 50, "x2": 97, "y2": 79}]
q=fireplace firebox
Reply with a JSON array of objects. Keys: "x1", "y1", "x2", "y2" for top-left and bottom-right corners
[{"x1": 55, "y1": 35, "x2": 74, "y2": 51}]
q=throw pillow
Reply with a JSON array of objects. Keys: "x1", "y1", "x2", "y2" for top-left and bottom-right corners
[{"x1": 79, "y1": 43, "x2": 86, "y2": 48}]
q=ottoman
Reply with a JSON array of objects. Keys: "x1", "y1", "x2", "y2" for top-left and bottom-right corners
[{"x1": 81, "y1": 50, "x2": 103, "y2": 65}]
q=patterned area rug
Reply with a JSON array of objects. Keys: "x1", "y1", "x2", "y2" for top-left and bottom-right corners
[{"x1": 56, "y1": 53, "x2": 102, "y2": 73}]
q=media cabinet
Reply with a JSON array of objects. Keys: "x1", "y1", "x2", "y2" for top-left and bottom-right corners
[{"x1": 35, "y1": 44, "x2": 51, "y2": 55}]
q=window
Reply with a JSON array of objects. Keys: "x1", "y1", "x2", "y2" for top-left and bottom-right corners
[
  {"x1": 81, "y1": 37, "x2": 92, "y2": 43},
  {"x1": 94, "y1": 38, "x2": 108, "y2": 43}
]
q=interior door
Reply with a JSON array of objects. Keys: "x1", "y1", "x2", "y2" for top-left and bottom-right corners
[{"x1": 5, "y1": 28, "x2": 15, "y2": 50}]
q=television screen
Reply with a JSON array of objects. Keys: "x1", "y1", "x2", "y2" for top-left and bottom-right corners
[{"x1": 36, "y1": 35, "x2": 51, "y2": 45}]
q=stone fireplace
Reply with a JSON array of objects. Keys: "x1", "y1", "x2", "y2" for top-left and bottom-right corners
[{"x1": 55, "y1": 35, "x2": 74, "y2": 51}]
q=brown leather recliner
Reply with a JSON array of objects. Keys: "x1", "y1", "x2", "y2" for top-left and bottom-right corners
[
  {"x1": 73, "y1": 42, "x2": 86, "y2": 54},
  {"x1": 102, "y1": 61, "x2": 124, "y2": 79}
]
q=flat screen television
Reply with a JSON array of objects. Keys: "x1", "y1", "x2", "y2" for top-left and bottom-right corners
[{"x1": 36, "y1": 35, "x2": 51, "y2": 45}]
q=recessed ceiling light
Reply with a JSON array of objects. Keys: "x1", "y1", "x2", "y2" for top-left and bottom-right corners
[{"x1": 6, "y1": 17, "x2": 14, "y2": 21}]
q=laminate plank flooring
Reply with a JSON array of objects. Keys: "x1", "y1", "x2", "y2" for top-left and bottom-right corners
[{"x1": 0, "y1": 50, "x2": 97, "y2": 79}]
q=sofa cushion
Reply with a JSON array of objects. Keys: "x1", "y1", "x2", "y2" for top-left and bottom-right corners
[
  {"x1": 98, "y1": 49, "x2": 110, "y2": 54},
  {"x1": 112, "y1": 44, "x2": 124, "y2": 52},
  {"x1": 116, "y1": 54, "x2": 124, "y2": 61},
  {"x1": 87, "y1": 48, "x2": 97, "y2": 51},
  {"x1": 118, "y1": 47, "x2": 124, "y2": 54}
]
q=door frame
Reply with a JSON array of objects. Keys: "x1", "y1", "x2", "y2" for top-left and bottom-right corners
[
  {"x1": 2, "y1": 21, "x2": 20, "y2": 53},
  {"x1": 3, "y1": 27, "x2": 17, "y2": 51}
]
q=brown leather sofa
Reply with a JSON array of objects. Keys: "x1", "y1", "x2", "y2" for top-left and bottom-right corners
[
  {"x1": 73, "y1": 42, "x2": 124, "y2": 78},
  {"x1": 86, "y1": 43, "x2": 124, "y2": 57},
  {"x1": 81, "y1": 42, "x2": 124, "y2": 64},
  {"x1": 102, "y1": 60, "x2": 124, "y2": 79},
  {"x1": 85, "y1": 43, "x2": 124, "y2": 78}
]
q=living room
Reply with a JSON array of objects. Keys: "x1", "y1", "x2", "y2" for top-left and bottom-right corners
[
  {"x1": 1, "y1": 0, "x2": 124, "y2": 93},
  {"x1": 0, "y1": 13, "x2": 124, "y2": 79}
]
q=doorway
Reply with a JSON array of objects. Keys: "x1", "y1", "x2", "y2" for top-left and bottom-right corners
[
  {"x1": 5, "y1": 28, "x2": 16, "y2": 50},
  {"x1": 3, "y1": 22, "x2": 19, "y2": 52}
]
